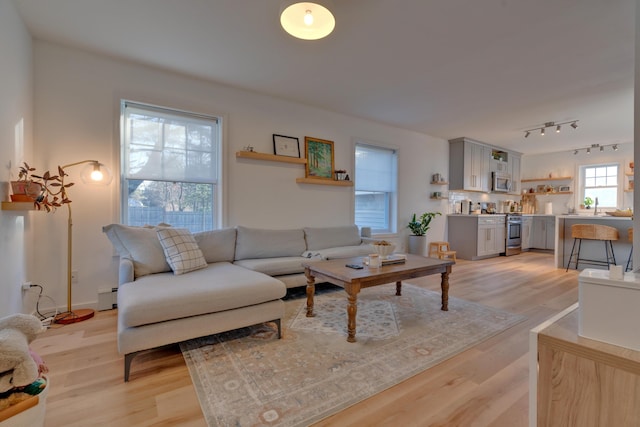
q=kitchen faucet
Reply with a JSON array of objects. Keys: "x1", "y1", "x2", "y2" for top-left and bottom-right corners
[{"x1": 594, "y1": 197, "x2": 599, "y2": 215}]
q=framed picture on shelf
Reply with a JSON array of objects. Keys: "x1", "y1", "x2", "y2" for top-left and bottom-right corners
[
  {"x1": 304, "y1": 136, "x2": 334, "y2": 179},
  {"x1": 536, "y1": 184, "x2": 546, "y2": 193},
  {"x1": 272, "y1": 134, "x2": 300, "y2": 158}
]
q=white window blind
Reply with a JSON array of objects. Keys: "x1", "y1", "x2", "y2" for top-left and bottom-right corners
[{"x1": 355, "y1": 143, "x2": 397, "y2": 232}]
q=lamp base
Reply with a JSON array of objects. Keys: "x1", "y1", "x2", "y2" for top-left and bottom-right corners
[{"x1": 54, "y1": 308, "x2": 95, "y2": 325}]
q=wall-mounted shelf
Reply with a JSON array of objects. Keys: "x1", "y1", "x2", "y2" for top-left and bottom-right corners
[
  {"x1": 295, "y1": 178, "x2": 353, "y2": 187},
  {"x1": 528, "y1": 191, "x2": 573, "y2": 196},
  {"x1": 430, "y1": 181, "x2": 449, "y2": 185},
  {"x1": 430, "y1": 195, "x2": 448, "y2": 200},
  {"x1": 235, "y1": 151, "x2": 307, "y2": 165},
  {"x1": 521, "y1": 176, "x2": 573, "y2": 182},
  {"x1": 1, "y1": 201, "x2": 36, "y2": 211}
]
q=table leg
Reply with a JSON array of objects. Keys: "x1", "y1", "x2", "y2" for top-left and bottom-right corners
[
  {"x1": 305, "y1": 269, "x2": 315, "y2": 317},
  {"x1": 347, "y1": 291, "x2": 357, "y2": 342},
  {"x1": 440, "y1": 266, "x2": 451, "y2": 311},
  {"x1": 396, "y1": 281, "x2": 402, "y2": 296}
]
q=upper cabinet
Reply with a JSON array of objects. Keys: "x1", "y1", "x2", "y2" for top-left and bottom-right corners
[
  {"x1": 449, "y1": 138, "x2": 491, "y2": 192},
  {"x1": 449, "y1": 138, "x2": 521, "y2": 194}
]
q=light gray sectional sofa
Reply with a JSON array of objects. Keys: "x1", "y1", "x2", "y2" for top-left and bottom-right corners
[{"x1": 103, "y1": 223, "x2": 374, "y2": 381}]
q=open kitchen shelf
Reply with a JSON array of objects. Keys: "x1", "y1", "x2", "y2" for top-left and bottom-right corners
[
  {"x1": 295, "y1": 177, "x2": 353, "y2": 187},
  {"x1": 1, "y1": 201, "x2": 36, "y2": 211},
  {"x1": 529, "y1": 191, "x2": 573, "y2": 196},
  {"x1": 521, "y1": 176, "x2": 572, "y2": 182}
]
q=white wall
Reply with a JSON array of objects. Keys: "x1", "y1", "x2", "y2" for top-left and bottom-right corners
[
  {"x1": 521, "y1": 143, "x2": 634, "y2": 215},
  {"x1": 31, "y1": 41, "x2": 449, "y2": 311},
  {"x1": 0, "y1": 0, "x2": 34, "y2": 317}
]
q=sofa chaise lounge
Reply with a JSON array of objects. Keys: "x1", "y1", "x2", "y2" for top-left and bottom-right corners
[{"x1": 103, "y1": 224, "x2": 374, "y2": 381}]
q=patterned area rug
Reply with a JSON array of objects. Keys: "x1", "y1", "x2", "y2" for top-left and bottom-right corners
[{"x1": 180, "y1": 283, "x2": 524, "y2": 427}]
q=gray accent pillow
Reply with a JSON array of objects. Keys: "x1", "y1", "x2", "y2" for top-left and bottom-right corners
[
  {"x1": 102, "y1": 224, "x2": 171, "y2": 278},
  {"x1": 304, "y1": 225, "x2": 362, "y2": 250},
  {"x1": 235, "y1": 226, "x2": 306, "y2": 260}
]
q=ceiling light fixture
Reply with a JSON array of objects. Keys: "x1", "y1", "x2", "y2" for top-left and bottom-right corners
[
  {"x1": 280, "y1": 1, "x2": 335, "y2": 40},
  {"x1": 586, "y1": 147, "x2": 591, "y2": 154},
  {"x1": 613, "y1": 144, "x2": 619, "y2": 151},
  {"x1": 600, "y1": 145, "x2": 604, "y2": 152},
  {"x1": 574, "y1": 150, "x2": 578, "y2": 155},
  {"x1": 523, "y1": 120, "x2": 579, "y2": 138},
  {"x1": 571, "y1": 143, "x2": 623, "y2": 155}
]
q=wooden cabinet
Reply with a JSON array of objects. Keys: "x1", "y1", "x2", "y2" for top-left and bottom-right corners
[
  {"x1": 531, "y1": 306, "x2": 640, "y2": 427},
  {"x1": 449, "y1": 138, "x2": 491, "y2": 192}
]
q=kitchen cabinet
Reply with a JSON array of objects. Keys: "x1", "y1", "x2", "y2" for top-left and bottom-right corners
[
  {"x1": 448, "y1": 215, "x2": 506, "y2": 260},
  {"x1": 477, "y1": 216, "x2": 506, "y2": 257},
  {"x1": 522, "y1": 215, "x2": 533, "y2": 250},
  {"x1": 531, "y1": 216, "x2": 555, "y2": 250},
  {"x1": 510, "y1": 153, "x2": 521, "y2": 194},
  {"x1": 449, "y1": 138, "x2": 491, "y2": 192}
]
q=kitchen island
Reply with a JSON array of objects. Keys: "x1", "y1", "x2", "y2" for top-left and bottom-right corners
[{"x1": 555, "y1": 215, "x2": 633, "y2": 269}]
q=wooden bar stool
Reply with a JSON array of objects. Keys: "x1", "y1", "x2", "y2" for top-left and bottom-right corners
[
  {"x1": 428, "y1": 241, "x2": 457, "y2": 261},
  {"x1": 565, "y1": 224, "x2": 619, "y2": 271},
  {"x1": 626, "y1": 227, "x2": 633, "y2": 272}
]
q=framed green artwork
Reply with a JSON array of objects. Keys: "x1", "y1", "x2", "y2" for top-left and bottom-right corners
[{"x1": 304, "y1": 136, "x2": 334, "y2": 180}]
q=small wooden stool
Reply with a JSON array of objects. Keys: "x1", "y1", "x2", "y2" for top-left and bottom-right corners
[{"x1": 428, "y1": 241, "x2": 457, "y2": 261}]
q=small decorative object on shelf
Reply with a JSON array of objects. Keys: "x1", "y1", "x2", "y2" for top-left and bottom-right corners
[
  {"x1": 243, "y1": 146, "x2": 255, "y2": 152},
  {"x1": 272, "y1": 134, "x2": 300, "y2": 158},
  {"x1": 334, "y1": 169, "x2": 347, "y2": 180}
]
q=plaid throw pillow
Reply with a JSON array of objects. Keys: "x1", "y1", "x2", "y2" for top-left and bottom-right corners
[{"x1": 157, "y1": 228, "x2": 208, "y2": 275}]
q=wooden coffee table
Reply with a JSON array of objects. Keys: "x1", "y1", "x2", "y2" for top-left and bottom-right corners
[{"x1": 302, "y1": 254, "x2": 454, "y2": 342}]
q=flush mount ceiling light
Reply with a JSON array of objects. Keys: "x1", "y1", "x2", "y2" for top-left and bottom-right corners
[
  {"x1": 280, "y1": 1, "x2": 335, "y2": 40},
  {"x1": 523, "y1": 120, "x2": 579, "y2": 138}
]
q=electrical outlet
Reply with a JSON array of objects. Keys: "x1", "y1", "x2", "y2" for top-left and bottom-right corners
[
  {"x1": 22, "y1": 281, "x2": 32, "y2": 291},
  {"x1": 72, "y1": 270, "x2": 78, "y2": 283}
]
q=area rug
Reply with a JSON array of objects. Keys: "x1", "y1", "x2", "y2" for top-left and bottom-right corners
[{"x1": 180, "y1": 283, "x2": 524, "y2": 427}]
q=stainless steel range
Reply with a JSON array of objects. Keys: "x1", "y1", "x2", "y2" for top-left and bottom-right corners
[{"x1": 505, "y1": 213, "x2": 522, "y2": 256}]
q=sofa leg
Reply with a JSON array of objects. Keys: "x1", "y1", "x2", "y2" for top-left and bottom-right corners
[
  {"x1": 124, "y1": 352, "x2": 140, "y2": 382},
  {"x1": 274, "y1": 319, "x2": 282, "y2": 339}
]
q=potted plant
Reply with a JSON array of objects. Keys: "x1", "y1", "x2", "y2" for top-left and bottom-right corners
[
  {"x1": 10, "y1": 162, "x2": 43, "y2": 202},
  {"x1": 584, "y1": 196, "x2": 594, "y2": 209},
  {"x1": 407, "y1": 212, "x2": 441, "y2": 256}
]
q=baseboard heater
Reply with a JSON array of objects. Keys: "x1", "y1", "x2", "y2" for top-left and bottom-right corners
[{"x1": 98, "y1": 287, "x2": 118, "y2": 311}]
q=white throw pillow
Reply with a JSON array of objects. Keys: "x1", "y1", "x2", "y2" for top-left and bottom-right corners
[{"x1": 157, "y1": 228, "x2": 208, "y2": 275}]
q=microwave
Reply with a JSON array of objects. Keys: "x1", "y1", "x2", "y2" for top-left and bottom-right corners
[{"x1": 492, "y1": 172, "x2": 512, "y2": 193}]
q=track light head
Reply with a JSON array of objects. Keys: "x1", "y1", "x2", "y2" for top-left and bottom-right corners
[
  {"x1": 571, "y1": 121, "x2": 578, "y2": 129},
  {"x1": 556, "y1": 125, "x2": 561, "y2": 133},
  {"x1": 586, "y1": 147, "x2": 591, "y2": 154},
  {"x1": 613, "y1": 144, "x2": 618, "y2": 151},
  {"x1": 574, "y1": 150, "x2": 578, "y2": 155},
  {"x1": 524, "y1": 131, "x2": 530, "y2": 138},
  {"x1": 540, "y1": 128, "x2": 545, "y2": 136}
]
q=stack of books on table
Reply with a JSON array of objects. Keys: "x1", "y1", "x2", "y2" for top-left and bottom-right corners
[{"x1": 381, "y1": 254, "x2": 407, "y2": 265}]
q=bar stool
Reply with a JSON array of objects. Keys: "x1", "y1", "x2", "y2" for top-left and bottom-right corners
[
  {"x1": 565, "y1": 224, "x2": 619, "y2": 271},
  {"x1": 626, "y1": 227, "x2": 633, "y2": 272}
]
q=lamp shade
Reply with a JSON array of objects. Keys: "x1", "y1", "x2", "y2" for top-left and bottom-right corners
[
  {"x1": 80, "y1": 161, "x2": 113, "y2": 185},
  {"x1": 280, "y1": 1, "x2": 335, "y2": 40}
]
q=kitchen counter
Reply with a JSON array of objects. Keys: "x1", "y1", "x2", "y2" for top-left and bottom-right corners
[{"x1": 447, "y1": 213, "x2": 506, "y2": 217}]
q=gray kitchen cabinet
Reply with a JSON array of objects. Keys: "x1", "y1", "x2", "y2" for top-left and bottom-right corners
[
  {"x1": 449, "y1": 138, "x2": 491, "y2": 192},
  {"x1": 448, "y1": 215, "x2": 506, "y2": 260},
  {"x1": 510, "y1": 153, "x2": 521, "y2": 194},
  {"x1": 531, "y1": 216, "x2": 555, "y2": 250},
  {"x1": 522, "y1": 215, "x2": 533, "y2": 250}
]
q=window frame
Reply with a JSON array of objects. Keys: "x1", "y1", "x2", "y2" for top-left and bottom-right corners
[
  {"x1": 119, "y1": 100, "x2": 224, "y2": 230},
  {"x1": 578, "y1": 162, "x2": 621, "y2": 210},
  {"x1": 353, "y1": 141, "x2": 398, "y2": 234}
]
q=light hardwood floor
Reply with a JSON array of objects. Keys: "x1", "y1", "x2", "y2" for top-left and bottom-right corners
[{"x1": 31, "y1": 251, "x2": 579, "y2": 427}]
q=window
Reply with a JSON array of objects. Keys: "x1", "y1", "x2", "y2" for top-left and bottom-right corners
[
  {"x1": 121, "y1": 101, "x2": 221, "y2": 232},
  {"x1": 581, "y1": 163, "x2": 619, "y2": 208},
  {"x1": 354, "y1": 143, "x2": 397, "y2": 233}
]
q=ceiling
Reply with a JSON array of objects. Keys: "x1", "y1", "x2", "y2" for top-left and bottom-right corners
[{"x1": 13, "y1": 0, "x2": 636, "y2": 155}]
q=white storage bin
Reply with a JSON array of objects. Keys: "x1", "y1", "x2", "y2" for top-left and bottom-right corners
[{"x1": 578, "y1": 269, "x2": 640, "y2": 350}]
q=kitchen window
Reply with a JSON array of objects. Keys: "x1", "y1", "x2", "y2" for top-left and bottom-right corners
[
  {"x1": 580, "y1": 163, "x2": 619, "y2": 208},
  {"x1": 120, "y1": 101, "x2": 222, "y2": 232},
  {"x1": 354, "y1": 142, "x2": 397, "y2": 233}
]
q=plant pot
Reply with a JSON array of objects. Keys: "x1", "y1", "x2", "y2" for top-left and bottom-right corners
[
  {"x1": 10, "y1": 181, "x2": 42, "y2": 200},
  {"x1": 408, "y1": 235, "x2": 428, "y2": 257}
]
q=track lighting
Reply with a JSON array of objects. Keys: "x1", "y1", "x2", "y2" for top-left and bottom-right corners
[
  {"x1": 523, "y1": 120, "x2": 579, "y2": 138},
  {"x1": 571, "y1": 143, "x2": 622, "y2": 155}
]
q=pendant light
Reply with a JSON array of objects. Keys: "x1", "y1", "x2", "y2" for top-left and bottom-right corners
[{"x1": 280, "y1": 1, "x2": 335, "y2": 40}]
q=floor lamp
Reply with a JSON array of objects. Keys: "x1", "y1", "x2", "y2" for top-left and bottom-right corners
[{"x1": 48, "y1": 160, "x2": 113, "y2": 325}]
